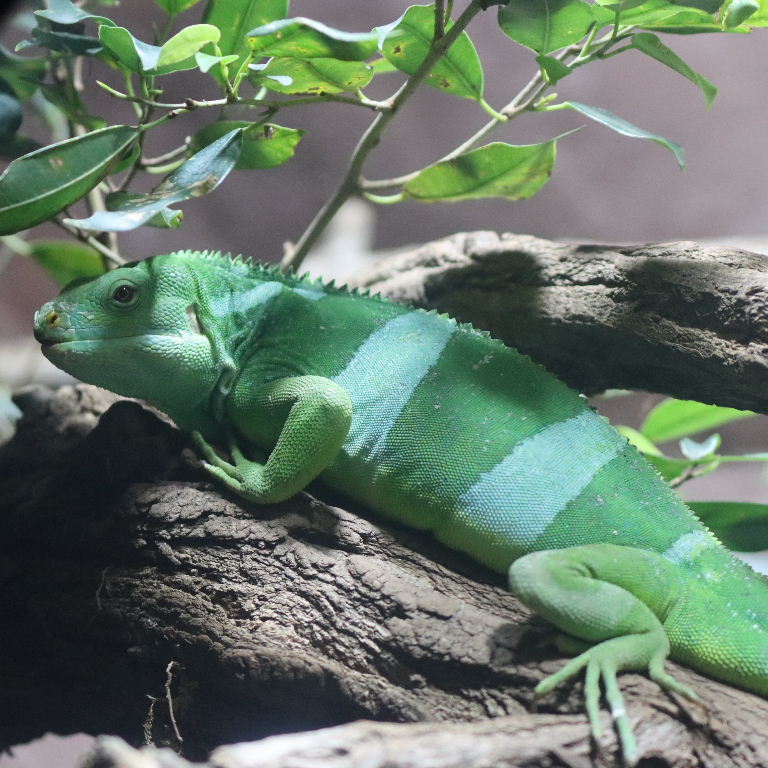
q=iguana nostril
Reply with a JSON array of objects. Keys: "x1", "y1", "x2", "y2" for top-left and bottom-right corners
[{"x1": 46, "y1": 311, "x2": 61, "y2": 328}]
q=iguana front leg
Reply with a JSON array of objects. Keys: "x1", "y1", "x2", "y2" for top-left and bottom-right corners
[
  {"x1": 194, "y1": 375, "x2": 353, "y2": 504},
  {"x1": 509, "y1": 543, "x2": 698, "y2": 765}
]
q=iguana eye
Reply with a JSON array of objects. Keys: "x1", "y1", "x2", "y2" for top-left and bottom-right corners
[{"x1": 111, "y1": 283, "x2": 138, "y2": 305}]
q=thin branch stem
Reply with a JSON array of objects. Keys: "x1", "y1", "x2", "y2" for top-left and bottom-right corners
[
  {"x1": 116, "y1": 76, "x2": 158, "y2": 192},
  {"x1": 140, "y1": 142, "x2": 189, "y2": 168},
  {"x1": 53, "y1": 218, "x2": 124, "y2": 266},
  {"x1": 154, "y1": 12, "x2": 175, "y2": 46},
  {"x1": 434, "y1": 0, "x2": 447, "y2": 39},
  {"x1": 361, "y1": 20, "x2": 638, "y2": 191},
  {"x1": 360, "y1": 28, "x2": 642, "y2": 194},
  {"x1": 566, "y1": 27, "x2": 636, "y2": 70},
  {"x1": 282, "y1": 0, "x2": 486, "y2": 271},
  {"x1": 570, "y1": 21, "x2": 599, "y2": 66},
  {"x1": 98, "y1": 83, "x2": 389, "y2": 114},
  {"x1": 65, "y1": 56, "x2": 118, "y2": 262},
  {"x1": 361, "y1": 55, "x2": 555, "y2": 191}
]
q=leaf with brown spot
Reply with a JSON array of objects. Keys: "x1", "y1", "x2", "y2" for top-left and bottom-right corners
[
  {"x1": 374, "y1": 5, "x2": 485, "y2": 102},
  {"x1": 0, "y1": 125, "x2": 138, "y2": 235},
  {"x1": 64, "y1": 127, "x2": 243, "y2": 232}
]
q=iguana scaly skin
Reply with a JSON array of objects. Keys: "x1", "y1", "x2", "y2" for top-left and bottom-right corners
[{"x1": 34, "y1": 251, "x2": 768, "y2": 763}]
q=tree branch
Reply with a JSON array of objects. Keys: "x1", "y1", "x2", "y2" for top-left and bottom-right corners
[
  {"x1": 350, "y1": 231, "x2": 768, "y2": 413},
  {"x1": 2, "y1": 385, "x2": 768, "y2": 768},
  {"x1": 281, "y1": 1, "x2": 486, "y2": 271}
]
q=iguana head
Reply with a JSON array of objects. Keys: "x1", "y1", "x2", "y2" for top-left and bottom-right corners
[{"x1": 33, "y1": 256, "x2": 221, "y2": 420}]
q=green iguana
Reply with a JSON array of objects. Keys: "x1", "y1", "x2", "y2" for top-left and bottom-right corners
[{"x1": 33, "y1": 250, "x2": 768, "y2": 764}]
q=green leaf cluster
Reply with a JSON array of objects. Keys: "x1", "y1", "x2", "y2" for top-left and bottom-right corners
[
  {"x1": 615, "y1": 398, "x2": 768, "y2": 549},
  {"x1": 0, "y1": 0, "x2": 765, "y2": 271}
]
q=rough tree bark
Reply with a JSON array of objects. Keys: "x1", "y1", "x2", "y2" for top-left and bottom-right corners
[
  {"x1": 351, "y1": 232, "x2": 768, "y2": 412},
  {"x1": 2, "y1": 234, "x2": 768, "y2": 768}
]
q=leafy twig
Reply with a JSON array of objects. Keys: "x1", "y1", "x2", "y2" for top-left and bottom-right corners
[
  {"x1": 359, "y1": 25, "x2": 630, "y2": 194},
  {"x1": 140, "y1": 142, "x2": 190, "y2": 168},
  {"x1": 282, "y1": 0, "x2": 487, "y2": 271},
  {"x1": 98, "y1": 82, "x2": 389, "y2": 115},
  {"x1": 53, "y1": 218, "x2": 124, "y2": 266},
  {"x1": 361, "y1": 52, "x2": 557, "y2": 191}
]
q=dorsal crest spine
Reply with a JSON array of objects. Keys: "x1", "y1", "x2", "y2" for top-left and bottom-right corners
[
  {"x1": 161, "y1": 249, "x2": 387, "y2": 303},
  {"x1": 158, "y1": 249, "x2": 500, "y2": 342}
]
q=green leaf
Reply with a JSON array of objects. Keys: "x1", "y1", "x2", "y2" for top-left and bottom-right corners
[
  {"x1": 375, "y1": 5, "x2": 485, "y2": 102},
  {"x1": 64, "y1": 128, "x2": 244, "y2": 231},
  {"x1": 98, "y1": 26, "x2": 159, "y2": 71},
  {"x1": 641, "y1": 398, "x2": 755, "y2": 443},
  {"x1": 28, "y1": 239, "x2": 106, "y2": 285},
  {"x1": 616, "y1": 425, "x2": 663, "y2": 456},
  {"x1": 669, "y1": 0, "x2": 722, "y2": 12},
  {"x1": 498, "y1": 0, "x2": 597, "y2": 54},
  {"x1": 631, "y1": 32, "x2": 716, "y2": 107},
  {"x1": 0, "y1": 136, "x2": 43, "y2": 160},
  {"x1": 191, "y1": 121, "x2": 304, "y2": 168},
  {"x1": 105, "y1": 192, "x2": 183, "y2": 228},
  {"x1": 0, "y1": 125, "x2": 138, "y2": 236},
  {"x1": 645, "y1": 453, "x2": 718, "y2": 483},
  {"x1": 156, "y1": 24, "x2": 220, "y2": 69},
  {"x1": 680, "y1": 433, "x2": 721, "y2": 460},
  {"x1": 247, "y1": 17, "x2": 377, "y2": 61},
  {"x1": 247, "y1": 64, "x2": 293, "y2": 88},
  {"x1": 536, "y1": 54, "x2": 573, "y2": 84},
  {"x1": 40, "y1": 82, "x2": 106, "y2": 131},
  {"x1": 403, "y1": 140, "x2": 558, "y2": 202},
  {"x1": 593, "y1": 0, "x2": 648, "y2": 9},
  {"x1": 733, "y1": 0, "x2": 768, "y2": 26},
  {"x1": 202, "y1": 0, "x2": 288, "y2": 84},
  {"x1": 155, "y1": 0, "x2": 205, "y2": 15},
  {"x1": 110, "y1": 141, "x2": 140, "y2": 175},
  {"x1": 370, "y1": 57, "x2": 397, "y2": 74},
  {"x1": 724, "y1": 0, "x2": 760, "y2": 27},
  {"x1": 0, "y1": 80, "x2": 22, "y2": 140},
  {"x1": 688, "y1": 501, "x2": 768, "y2": 552},
  {"x1": 17, "y1": 27, "x2": 102, "y2": 56},
  {"x1": 616, "y1": 424, "x2": 723, "y2": 483},
  {"x1": 195, "y1": 51, "x2": 239, "y2": 73},
  {"x1": 607, "y1": 0, "x2": 690, "y2": 26},
  {"x1": 590, "y1": 0, "x2": 721, "y2": 31},
  {"x1": 635, "y1": 3, "x2": 725, "y2": 32},
  {"x1": 560, "y1": 100, "x2": 685, "y2": 168},
  {"x1": 251, "y1": 57, "x2": 373, "y2": 94},
  {"x1": 34, "y1": 0, "x2": 115, "y2": 27},
  {"x1": 0, "y1": 46, "x2": 46, "y2": 99},
  {"x1": 99, "y1": 24, "x2": 220, "y2": 74},
  {"x1": 24, "y1": 0, "x2": 115, "y2": 56}
]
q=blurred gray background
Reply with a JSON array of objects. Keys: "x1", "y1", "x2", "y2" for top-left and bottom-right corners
[{"x1": 1, "y1": 2, "x2": 768, "y2": 765}]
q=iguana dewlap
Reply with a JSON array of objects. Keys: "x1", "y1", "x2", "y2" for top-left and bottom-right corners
[{"x1": 34, "y1": 251, "x2": 768, "y2": 764}]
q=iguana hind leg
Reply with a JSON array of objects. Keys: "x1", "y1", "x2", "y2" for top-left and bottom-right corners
[{"x1": 508, "y1": 543, "x2": 698, "y2": 765}]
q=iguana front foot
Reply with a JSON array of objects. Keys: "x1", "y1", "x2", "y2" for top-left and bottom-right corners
[
  {"x1": 192, "y1": 429, "x2": 271, "y2": 502},
  {"x1": 191, "y1": 375, "x2": 352, "y2": 504}
]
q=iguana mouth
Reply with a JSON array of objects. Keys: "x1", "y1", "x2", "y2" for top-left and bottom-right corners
[{"x1": 33, "y1": 326, "x2": 73, "y2": 347}]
